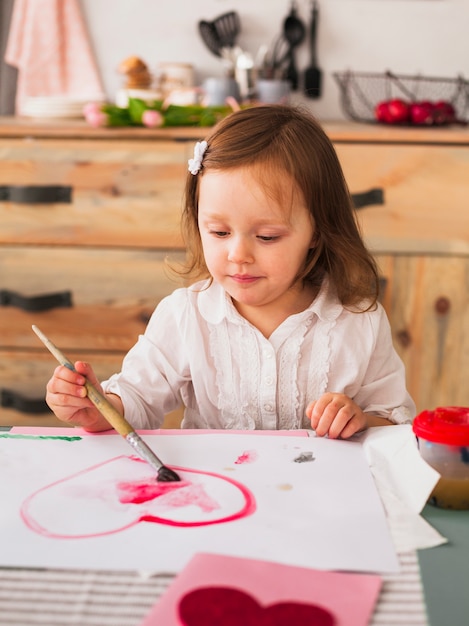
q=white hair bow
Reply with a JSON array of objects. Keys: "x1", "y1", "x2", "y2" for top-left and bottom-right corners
[{"x1": 188, "y1": 140, "x2": 208, "y2": 175}]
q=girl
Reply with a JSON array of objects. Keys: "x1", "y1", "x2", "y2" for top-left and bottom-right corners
[{"x1": 46, "y1": 105, "x2": 415, "y2": 438}]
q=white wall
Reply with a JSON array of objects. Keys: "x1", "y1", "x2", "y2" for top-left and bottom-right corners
[{"x1": 81, "y1": 0, "x2": 469, "y2": 120}]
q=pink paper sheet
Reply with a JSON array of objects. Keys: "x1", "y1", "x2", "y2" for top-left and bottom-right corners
[
  {"x1": 10, "y1": 427, "x2": 308, "y2": 437},
  {"x1": 141, "y1": 552, "x2": 382, "y2": 626}
]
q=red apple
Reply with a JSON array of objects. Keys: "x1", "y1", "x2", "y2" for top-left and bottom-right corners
[
  {"x1": 375, "y1": 101, "x2": 392, "y2": 123},
  {"x1": 409, "y1": 101, "x2": 434, "y2": 125},
  {"x1": 432, "y1": 100, "x2": 456, "y2": 125},
  {"x1": 386, "y1": 98, "x2": 410, "y2": 124}
]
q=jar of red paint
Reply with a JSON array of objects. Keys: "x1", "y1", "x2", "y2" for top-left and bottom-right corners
[{"x1": 413, "y1": 406, "x2": 469, "y2": 510}]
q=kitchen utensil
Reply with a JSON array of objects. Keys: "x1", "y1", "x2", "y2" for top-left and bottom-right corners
[
  {"x1": 199, "y1": 12, "x2": 241, "y2": 77},
  {"x1": 304, "y1": 0, "x2": 322, "y2": 98},
  {"x1": 235, "y1": 51, "x2": 256, "y2": 100},
  {"x1": 198, "y1": 20, "x2": 223, "y2": 57},
  {"x1": 264, "y1": 34, "x2": 290, "y2": 79},
  {"x1": 282, "y1": 2, "x2": 306, "y2": 90},
  {"x1": 32, "y1": 325, "x2": 180, "y2": 483},
  {"x1": 212, "y1": 11, "x2": 241, "y2": 49}
]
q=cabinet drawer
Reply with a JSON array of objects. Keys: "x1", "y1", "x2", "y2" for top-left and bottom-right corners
[
  {"x1": 0, "y1": 246, "x2": 186, "y2": 351},
  {"x1": 0, "y1": 349, "x2": 125, "y2": 427},
  {"x1": 0, "y1": 138, "x2": 189, "y2": 248},
  {"x1": 375, "y1": 254, "x2": 469, "y2": 412},
  {"x1": 335, "y1": 143, "x2": 469, "y2": 253},
  {"x1": 0, "y1": 350, "x2": 185, "y2": 428}
]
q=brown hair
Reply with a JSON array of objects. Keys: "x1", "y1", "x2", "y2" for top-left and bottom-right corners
[{"x1": 179, "y1": 104, "x2": 379, "y2": 309}]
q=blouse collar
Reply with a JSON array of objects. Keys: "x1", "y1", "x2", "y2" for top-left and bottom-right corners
[{"x1": 196, "y1": 277, "x2": 343, "y2": 326}]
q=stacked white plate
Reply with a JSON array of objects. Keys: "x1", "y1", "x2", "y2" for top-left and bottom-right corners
[{"x1": 21, "y1": 96, "x2": 98, "y2": 119}]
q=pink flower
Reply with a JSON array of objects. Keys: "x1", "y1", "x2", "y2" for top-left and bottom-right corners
[
  {"x1": 83, "y1": 101, "x2": 102, "y2": 117},
  {"x1": 142, "y1": 109, "x2": 163, "y2": 128},
  {"x1": 85, "y1": 110, "x2": 108, "y2": 128}
]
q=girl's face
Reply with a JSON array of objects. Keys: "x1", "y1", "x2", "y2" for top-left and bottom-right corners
[{"x1": 198, "y1": 167, "x2": 316, "y2": 328}]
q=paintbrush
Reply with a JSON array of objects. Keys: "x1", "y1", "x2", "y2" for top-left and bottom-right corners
[{"x1": 32, "y1": 324, "x2": 180, "y2": 482}]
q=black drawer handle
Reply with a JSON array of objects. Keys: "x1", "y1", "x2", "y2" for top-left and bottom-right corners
[
  {"x1": 1, "y1": 389, "x2": 49, "y2": 414},
  {"x1": 351, "y1": 188, "x2": 384, "y2": 210},
  {"x1": 0, "y1": 289, "x2": 73, "y2": 312},
  {"x1": 378, "y1": 276, "x2": 388, "y2": 302},
  {"x1": 0, "y1": 185, "x2": 72, "y2": 204}
]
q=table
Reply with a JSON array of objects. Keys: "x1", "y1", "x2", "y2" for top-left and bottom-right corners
[
  {"x1": 0, "y1": 552, "x2": 426, "y2": 626},
  {"x1": 2, "y1": 512, "x2": 465, "y2": 626},
  {"x1": 418, "y1": 505, "x2": 469, "y2": 626},
  {"x1": 0, "y1": 426, "x2": 465, "y2": 625}
]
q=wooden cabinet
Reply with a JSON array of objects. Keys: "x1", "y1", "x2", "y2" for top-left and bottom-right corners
[
  {"x1": 0, "y1": 125, "x2": 193, "y2": 426},
  {"x1": 1, "y1": 118, "x2": 468, "y2": 422},
  {"x1": 375, "y1": 254, "x2": 469, "y2": 412},
  {"x1": 330, "y1": 123, "x2": 469, "y2": 412}
]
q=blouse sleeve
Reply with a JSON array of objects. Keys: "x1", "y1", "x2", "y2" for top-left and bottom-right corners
[
  {"x1": 102, "y1": 289, "x2": 191, "y2": 429},
  {"x1": 343, "y1": 304, "x2": 416, "y2": 424}
]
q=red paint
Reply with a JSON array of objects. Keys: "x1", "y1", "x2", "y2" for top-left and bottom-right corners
[
  {"x1": 20, "y1": 456, "x2": 256, "y2": 538},
  {"x1": 139, "y1": 466, "x2": 256, "y2": 527},
  {"x1": 234, "y1": 450, "x2": 258, "y2": 465},
  {"x1": 117, "y1": 479, "x2": 220, "y2": 513},
  {"x1": 117, "y1": 479, "x2": 189, "y2": 504},
  {"x1": 178, "y1": 587, "x2": 335, "y2": 626}
]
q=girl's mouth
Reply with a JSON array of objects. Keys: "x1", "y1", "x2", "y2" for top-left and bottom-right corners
[{"x1": 230, "y1": 274, "x2": 259, "y2": 284}]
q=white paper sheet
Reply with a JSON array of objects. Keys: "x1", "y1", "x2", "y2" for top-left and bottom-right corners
[
  {"x1": 357, "y1": 425, "x2": 447, "y2": 552},
  {"x1": 0, "y1": 433, "x2": 398, "y2": 573}
]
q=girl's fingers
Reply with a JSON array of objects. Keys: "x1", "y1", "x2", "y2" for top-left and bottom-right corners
[
  {"x1": 308, "y1": 394, "x2": 364, "y2": 439},
  {"x1": 74, "y1": 362, "x2": 103, "y2": 392},
  {"x1": 312, "y1": 395, "x2": 344, "y2": 436}
]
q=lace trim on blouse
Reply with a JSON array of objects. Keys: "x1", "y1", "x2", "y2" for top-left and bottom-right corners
[{"x1": 208, "y1": 293, "x2": 338, "y2": 430}]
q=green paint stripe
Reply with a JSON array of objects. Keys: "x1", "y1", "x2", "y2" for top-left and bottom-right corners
[{"x1": 0, "y1": 434, "x2": 82, "y2": 441}]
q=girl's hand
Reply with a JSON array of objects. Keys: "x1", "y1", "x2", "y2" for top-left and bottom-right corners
[
  {"x1": 46, "y1": 361, "x2": 112, "y2": 432},
  {"x1": 306, "y1": 393, "x2": 368, "y2": 439}
]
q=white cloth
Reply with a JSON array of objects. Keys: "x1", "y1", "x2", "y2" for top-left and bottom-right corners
[
  {"x1": 103, "y1": 279, "x2": 415, "y2": 430},
  {"x1": 5, "y1": 0, "x2": 104, "y2": 114}
]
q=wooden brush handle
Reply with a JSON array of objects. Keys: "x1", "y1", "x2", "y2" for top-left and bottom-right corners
[
  {"x1": 31, "y1": 325, "x2": 135, "y2": 438},
  {"x1": 84, "y1": 381, "x2": 134, "y2": 437}
]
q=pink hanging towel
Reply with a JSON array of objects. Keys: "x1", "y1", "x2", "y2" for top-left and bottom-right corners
[{"x1": 5, "y1": 0, "x2": 105, "y2": 114}]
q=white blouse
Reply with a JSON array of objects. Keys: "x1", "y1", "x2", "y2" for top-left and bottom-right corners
[{"x1": 103, "y1": 279, "x2": 415, "y2": 430}]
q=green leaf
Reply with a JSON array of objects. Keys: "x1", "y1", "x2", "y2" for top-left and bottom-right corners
[
  {"x1": 106, "y1": 108, "x2": 133, "y2": 127},
  {"x1": 127, "y1": 98, "x2": 148, "y2": 124},
  {"x1": 92, "y1": 99, "x2": 235, "y2": 128}
]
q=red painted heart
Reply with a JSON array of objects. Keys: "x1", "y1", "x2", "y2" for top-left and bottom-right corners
[
  {"x1": 21, "y1": 456, "x2": 255, "y2": 538},
  {"x1": 178, "y1": 586, "x2": 336, "y2": 626}
]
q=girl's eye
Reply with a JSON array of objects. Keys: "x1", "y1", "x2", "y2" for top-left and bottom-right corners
[
  {"x1": 211, "y1": 230, "x2": 229, "y2": 237},
  {"x1": 257, "y1": 235, "x2": 279, "y2": 242}
]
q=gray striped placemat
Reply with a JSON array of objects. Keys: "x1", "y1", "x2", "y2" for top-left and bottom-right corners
[{"x1": 0, "y1": 551, "x2": 427, "y2": 626}]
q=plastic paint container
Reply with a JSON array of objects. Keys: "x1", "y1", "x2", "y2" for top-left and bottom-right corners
[{"x1": 413, "y1": 406, "x2": 469, "y2": 510}]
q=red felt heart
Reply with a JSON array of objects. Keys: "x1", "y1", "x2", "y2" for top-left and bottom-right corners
[{"x1": 178, "y1": 586, "x2": 335, "y2": 626}]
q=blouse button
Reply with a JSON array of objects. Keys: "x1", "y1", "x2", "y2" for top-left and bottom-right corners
[
  {"x1": 265, "y1": 376, "x2": 273, "y2": 385},
  {"x1": 264, "y1": 403, "x2": 274, "y2": 412}
]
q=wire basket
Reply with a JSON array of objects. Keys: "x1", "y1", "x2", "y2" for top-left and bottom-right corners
[{"x1": 333, "y1": 70, "x2": 469, "y2": 124}]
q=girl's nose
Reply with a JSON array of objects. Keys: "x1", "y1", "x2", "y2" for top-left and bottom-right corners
[{"x1": 227, "y1": 236, "x2": 253, "y2": 264}]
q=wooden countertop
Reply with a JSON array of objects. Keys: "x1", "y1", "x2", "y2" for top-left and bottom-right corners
[
  {"x1": 1, "y1": 116, "x2": 468, "y2": 256},
  {"x1": 0, "y1": 115, "x2": 468, "y2": 144}
]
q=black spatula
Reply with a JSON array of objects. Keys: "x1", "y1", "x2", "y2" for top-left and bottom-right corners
[
  {"x1": 198, "y1": 20, "x2": 223, "y2": 57},
  {"x1": 304, "y1": 1, "x2": 322, "y2": 98},
  {"x1": 212, "y1": 11, "x2": 241, "y2": 49}
]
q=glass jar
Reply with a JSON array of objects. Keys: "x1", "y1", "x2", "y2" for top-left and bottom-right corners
[{"x1": 413, "y1": 406, "x2": 469, "y2": 509}]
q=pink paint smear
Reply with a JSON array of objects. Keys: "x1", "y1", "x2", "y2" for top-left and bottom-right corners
[
  {"x1": 117, "y1": 479, "x2": 219, "y2": 513},
  {"x1": 235, "y1": 450, "x2": 258, "y2": 465},
  {"x1": 20, "y1": 456, "x2": 256, "y2": 539}
]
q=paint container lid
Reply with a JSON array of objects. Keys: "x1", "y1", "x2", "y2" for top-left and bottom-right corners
[{"x1": 413, "y1": 406, "x2": 469, "y2": 446}]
